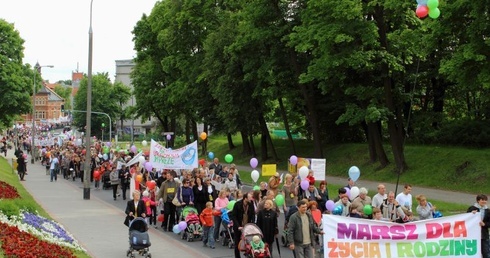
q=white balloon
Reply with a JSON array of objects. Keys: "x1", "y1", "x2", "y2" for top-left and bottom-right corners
[
  {"x1": 299, "y1": 166, "x2": 309, "y2": 180},
  {"x1": 76, "y1": 139, "x2": 82, "y2": 146},
  {"x1": 142, "y1": 140, "x2": 148, "y2": 146},
  {"x1": 350, "y1": 186, "x2": 360, "y2": 200},
  {"x1": 138, "y1": 156, "x2": 145, "y2": 163},
  {"x1": 251, "y1": 170, "x2": 260, "y2": 183}
]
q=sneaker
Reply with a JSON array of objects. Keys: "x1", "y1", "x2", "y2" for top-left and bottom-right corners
[{"x1": 210, "y1": 246, "x2": 215, "y2": 249}]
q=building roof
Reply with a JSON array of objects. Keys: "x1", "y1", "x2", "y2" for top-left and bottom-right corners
[{"x1": 42, "y1": 85, "x2": 64, "y2": 102}]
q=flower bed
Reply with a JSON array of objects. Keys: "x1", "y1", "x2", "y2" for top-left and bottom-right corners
[{"x1": 0, "y1": 181, "x2": 20, "y2": 199}]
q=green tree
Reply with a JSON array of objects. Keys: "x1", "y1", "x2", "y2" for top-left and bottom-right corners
[
  {"x1": 54, "y1": 85, "x2": 72, "y2": 111},
  {"x1": 0, "y1": 19, "x2": 34, "y2": 127},
  {"x1": 111, "y1": 81, "x2": 132, "y2": 137}
]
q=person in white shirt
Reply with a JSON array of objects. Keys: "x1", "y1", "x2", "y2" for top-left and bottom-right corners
[
  {"x1": 396, "y1": 184, "x2": 413, "y2": 211},
  {"x1": 372, "y1": 184, "x2": 387, "y2": 208},
  {"x1": 49, "y1": 153, "x2": 60, "y2": 182}
]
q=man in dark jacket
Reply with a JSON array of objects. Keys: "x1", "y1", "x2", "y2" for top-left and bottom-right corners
[
  {"x1": 287, "y1": 200, "x2": 324, "y2": 258},
  {"x1": 467, "y1": 194, "x2": 490, "y2": 258},
  {"x1": 17, "y1": 151, "x2": 26, "y2": 181},
  {"x1": 230, "y1": 191, "x2": 255, "y2": 258}
]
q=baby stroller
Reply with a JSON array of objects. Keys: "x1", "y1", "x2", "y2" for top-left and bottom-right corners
[
  {"x1": 180, "y1": 206, "x2": 202, "y2": 242},
  {"x1": 241, "y1": 223, "x2": 271, "y2": 258},
  {"x1": 126, "y1": 217, "x2": 152, "y2": 258},
  {"x1": 102, "y1": 170, "x2": 111, "y2": 190},
  {"x1": 220, "y1": 208, "x2": 234, "y2": 249}
]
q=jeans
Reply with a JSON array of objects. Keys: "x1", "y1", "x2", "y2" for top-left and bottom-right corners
[
  {"x1": 213, "y1": 215, "x2": 222, "y2": 241},
  {"x1": 293, "y1": 243, "x2": 314, "y2": 258},
  {"x1": 202, "y1": 225, "x2": 215, "y2": 247},
  {"x1": 482, "y1": 238, "x2": 490, "y2": 258},
  {"x1": 50, "y1": 169, "x2": 57, "y2": 182}
]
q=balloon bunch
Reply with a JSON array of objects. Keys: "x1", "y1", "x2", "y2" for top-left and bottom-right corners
[{"x1": 416, "y1": 0, "x2": 440, "y2": 19}]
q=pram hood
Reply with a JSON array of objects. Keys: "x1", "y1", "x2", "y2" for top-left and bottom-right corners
[
  {"x1": 242, "y1": 223, "x2": 263, "y2": 238},
  {"x1": 129, "y1": 217, "x2": 148, "y2": 232},
  {"x1": 182, "y1": 206, "x2": 198, "y2": 218}
]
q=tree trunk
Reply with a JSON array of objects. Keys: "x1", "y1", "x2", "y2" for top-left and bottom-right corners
[
  {"x1": 259, "y1": 113, "x2": 279, "y2": 162},
  {"x1": 374, "y1": 5, "x2": 407, "y2": 173},
  {"x1": 192, "y1": 119, "x2": 198, "y2": 143},
  {"x1": 227, "y1": 133, "x2": 235, "y2": 150},
  {"x1": 185, "y1": 118, "x2": 191, "y2": 144},
  {"x1": 431, "y1": 77, "x2": 446, "y2": 129},
  {"x1": 362, "y1": 121, "x2": 377, "y2": 163},
  {"x1": 249, "y1": 134, "x2": 257, "y2": 157},
  {"x1": 170, "y1": 118, "x2": 176, "y2": 148},
  {"x1": 278, "y1": 97, "x2": 297, "y2": 154},
  {"x1": 369, "y1": 121, "x2": 389, "y2": 168},
  {"x1": 240, "y1": 131, "x2": 252, "y2": 155},
  {"x1": 201, "y1": 123, "x2": 208, "y2": 156}
]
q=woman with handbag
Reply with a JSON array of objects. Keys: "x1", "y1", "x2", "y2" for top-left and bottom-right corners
[{"x1": 176, "y1": 179, "x2": 194, "y2": 220}]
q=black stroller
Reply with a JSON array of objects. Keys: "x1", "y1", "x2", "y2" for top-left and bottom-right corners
[
  {"x1": 102, "y1": 170, "x2": 111, "y2": 190},
  {"x1": 126, "y1": 217, "x2": 152, "y2": 258},
  {"x1": 219, "y1": 208, "x2": 234, "y2": 249}
]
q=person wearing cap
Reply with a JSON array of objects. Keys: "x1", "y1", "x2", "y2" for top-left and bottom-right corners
[{"x1": 268, "y1": 172, "x2": 281, "y2": 197}]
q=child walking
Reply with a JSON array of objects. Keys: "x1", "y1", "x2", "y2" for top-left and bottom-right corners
[{"x1": 200, "y1": 201, "x2": 216, "y2": 249}]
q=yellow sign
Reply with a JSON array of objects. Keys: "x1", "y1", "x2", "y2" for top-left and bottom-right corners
[{"x1": 261, "y1": 164, "x2": 277, "y2": 176}]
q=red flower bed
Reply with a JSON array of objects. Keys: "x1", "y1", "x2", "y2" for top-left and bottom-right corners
[
  {"x1": 0, "y1": 223, "x2": 75, "y2": 258},
  {"x1": 0, "y1": 181, "x2": 20, "y2": 199}
]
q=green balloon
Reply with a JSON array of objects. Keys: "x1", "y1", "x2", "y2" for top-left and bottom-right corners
[
  {"x1": 253, "y1": 185, "x2": 260, "y2": 191},
  {"x1": 275, "y1": 194, "x2": 285, "y2": 207},
  {"x1": 427, "y1": 0, "x2": 438, "y2": 9},
  {"x1": 224, "y1": 154, "x2": 233, "y2": 163},
  {"x1": 227, "y1": 200, "x2": 236, "y2": 210},
  {"x1": 103, "y1": 146, "x2": 109, "y2": 154},
  {"x1": 428, "y1": 8, "x2": 440, "y2": 19},
  {"x1": 124, "y1": 150, "x2": 129, "y2": 155},
  {"x1": 363, "y1": 205, "x2": 373, "y2": 215}
]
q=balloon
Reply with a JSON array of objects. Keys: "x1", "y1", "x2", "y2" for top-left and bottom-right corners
[
  {"x1": 333, "y1": 205, "x2": 343, "y2": 215},
  {"x1": 76, "y1": 139, "x2": 82, "y2": 146},
  {"x1": 227, "y1": 200, "x2": 236, "y2": 210},
  {"x1": 157, "y1": 214, "x2": 164, "y2": 222},
  {"x1": 142, "y1": 140, "x2": 148, "y2": 146},
  {"x1": 251, "y1": 170, "x2": 260, "y2": 183},
  {"x1": 136, "y1": 174, "x2": 143, "y2": 183},
  {"x1": 130, "y1": 145, "x2": 137, "y2": 153},
  {"x1": 103, "y1": 146, "x2": 109, "y2": 154},
  {"x1": 146, "y1": 180, "x2": 156, "y2": 190},
  {"x1": 350, "y1": 186, "x2": 360, "y2": 200},
  {"x1": 106, "y1": 142, "x2": 111, "y2": 147},
  {"x1": 348, "y1": 166, "x2": 361, "y2": 182},
  {"x1": 173, "y1": 224, "x2": 181, "y2": 234},
  {"x1": 253, "y1": 185, "x2": 260, "y2": 191},
  {"x1": 289, "y1": 155, "x2": 298, "y2": 166},
  {"x1": 93, "y1": 170, "x2": 100, "y2": 178},
  {"x1": 224, "y1": 154, "x2": 233, "y2": 163},
  {"x1": 208, "y1": 152, "x2": 215, "y2": 159},
  {"x1": 275, "y1": 194, "x2": 285, "y2": 207},
  {"x1": 433, "y1": 211, "x2": 442, "y2": 218},
  {"x1": 138, "y1": 156, "x2": 145, "y2": 164},
  {"x1": 178, "y1": 221, "x2": 187, "y2": 231},
  {"x1": 428, "y1": 8, "x2": 440, "y2": 19},
  {"x1": 200, "y1": 132, "x2": 207, "y2": 140},
  {"x1": 363, "y1": 205, "x2": 373, "y2": 215},
  {"x1": 416, "y1": 0, "x2": 428, "y2": 5},
  {"x1": 22, "y1": 153, "x2": 27, "y2": 159},
  {"x1": 199, "y1": 159, "x2": 206, "y2": 167},
  {"x1": 144, "y1": 162, "x2": 153, "y2": 172},
  {"x1": 299, "y1": 166, "x2": 309, "y2": 180},
  {"x1": 103, "y1": 154, "x2": 108, "y2": 160},
  {"x1": 416, "y1": 5, "x2": 429, "y2": 18},
  {"x1": 166, "y1": 134, "x2": 171, "y2": 141},
  {"x1": 250, "y1": 158, "x2": 258, "y2": 169},
  {"x1": 326, "y1": 200, "x2": 335, "y2": 212},
  {"x1": 300, "y1": 180, "x2": 309, "y2": 191},
  {"x1": 427, "y1": 0, "x2": 438, "y2": 9}
]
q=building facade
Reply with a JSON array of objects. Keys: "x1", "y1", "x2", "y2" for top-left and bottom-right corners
[{"x1": 21, "y1": 85, "x2": 65, "y2": 125}]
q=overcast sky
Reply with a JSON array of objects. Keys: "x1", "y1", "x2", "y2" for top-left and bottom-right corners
[{"x1": 0, "y1": 0, "x2": 158, "y2": 83}]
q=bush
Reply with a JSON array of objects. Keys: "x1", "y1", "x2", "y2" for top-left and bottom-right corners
[{"x1": 435, "y1": 120, "x2": 490, "y2": 147}]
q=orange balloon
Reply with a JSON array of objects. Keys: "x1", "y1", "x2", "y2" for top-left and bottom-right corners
[
  {"x1": 157, "y1": 214, "x2": 164, "y2": 222},
  {"x1": 136, "y1": 174, "x2": 143, "y2": 183},
  {"x1": 200, "y1": 132, "x2": 207, "y2": 140}
]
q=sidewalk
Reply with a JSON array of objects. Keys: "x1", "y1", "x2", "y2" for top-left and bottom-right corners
[
  {"x1": 234, "y1": 164, "x2": 476, "y2": 205},
  {"x1": 6, "y1": 151, "x2": 209, "y2": 258}
]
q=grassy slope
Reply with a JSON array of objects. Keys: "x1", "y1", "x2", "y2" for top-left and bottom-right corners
[
  {"x1": 0, "y1": 157, "x2": 90, "y2": 258},
  {"x1": 204, "y1": 136, "x2": 490, "y2": 195}
]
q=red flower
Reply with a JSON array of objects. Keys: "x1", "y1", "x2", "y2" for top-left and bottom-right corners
[
  {"x1": 0, "y1": 181, "x2": 20, "y2": 199},
  {"x1": 0, "y1": 222, "x2": 76, "y2": 258}
]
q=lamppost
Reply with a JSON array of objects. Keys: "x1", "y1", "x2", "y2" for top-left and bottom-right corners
[
  {"x1": 101, "y1": 123, "x2": 105, "y2": 142},
  {"x1": 31, "y1": 62, "x2": 53, "y2": 164},
  {"x1": 84, "y1": 0, "x2": 94, "y2": 200}
]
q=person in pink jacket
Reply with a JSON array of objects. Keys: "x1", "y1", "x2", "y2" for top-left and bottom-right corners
[
  {"x1": 142, "y1": 191, "x2": 156, "y2": 225},
  {"x1": 213, "y1": 189, "x2": 229, "y2": 242}
]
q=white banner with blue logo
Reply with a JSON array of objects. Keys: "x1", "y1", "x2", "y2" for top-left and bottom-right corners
[{"x1": 149, "y1": 139, "x2": 198, "y2": 170}]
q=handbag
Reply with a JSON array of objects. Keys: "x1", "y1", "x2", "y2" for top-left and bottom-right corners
[{"x1": 172, "y1": 186, "x2": 183, "y2": 207}]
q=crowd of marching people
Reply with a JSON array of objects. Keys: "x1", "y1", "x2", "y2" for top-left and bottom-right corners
[{"x1": 4, "y1": 126, "x2": 490, "y2": 258}]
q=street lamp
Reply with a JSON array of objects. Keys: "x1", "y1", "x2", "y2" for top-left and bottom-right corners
[
  {"x1": 31, "y1": 62, "x2": 53, "y2": 164},
  {"x1": 84, "y1": 0, "x2": 94, "y2": 200}
]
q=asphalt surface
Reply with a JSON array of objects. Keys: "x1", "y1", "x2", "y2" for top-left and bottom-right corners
[{"x1": 4, "y1": 147, "x2": 478, "y2": 258}]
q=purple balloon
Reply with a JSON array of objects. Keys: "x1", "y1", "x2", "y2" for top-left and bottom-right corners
[
  {"x1": 106, "y1": 142, "x2": 111, "y2": 147},
  {"x1": 144, "y1": 162, "x2": 153, "y2": 172},
  {"x1": 290, "y1": 155, "x2": 298, "y2": 166},
  {"x1": 326, "y1": 200, "x2": 335, "y2": 212},
  {"x1": 250, "y1": 158, "x2": 258, "y2": 169},
  {"x1": 300, "y1": 180, "x2": 309, "y2": 191},
  {"x1": 178, "y1": 221, "x2": 187, "y2": 231},
  {"x1": 166, "y1": 134, "x2": 171, "y2": 141},
  {"x1": 130, "y1": 145, "x2": 137, "y2": 153}
]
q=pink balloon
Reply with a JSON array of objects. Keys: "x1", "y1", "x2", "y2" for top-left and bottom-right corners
[
  {"x1": 300, "y1": 180, "x2": 309, "y2": 191},
  {"x1": 250, "y1": 158, "x2": 258, "y2": 169},
  {"x1": 290, "y1": 155, "x2": 298, "y2": 166},
  {"x1": 416, "y1": 5, "x2": 429, "y2": 18}
]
